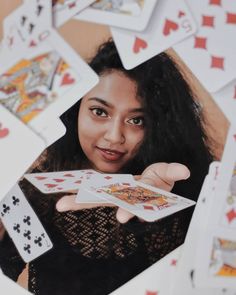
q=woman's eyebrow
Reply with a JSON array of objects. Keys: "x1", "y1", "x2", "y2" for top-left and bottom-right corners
[{"x1": 88, "y1": 97, "x2": 112, "y2": 108}]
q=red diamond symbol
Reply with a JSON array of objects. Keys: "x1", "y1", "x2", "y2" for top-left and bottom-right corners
[
  {"x1": 209, "y1": 0, "x2": 221, "y2": 5},
  {"x1": 202, "y1": 15, "x2": 215, "y2": 27},
  {"x1": 226, "y1": 13, "x2": 236, "y2": 24},
  {"x1": 194, "y1": 36, "x2": 207, "y2": 49},
  {"x1": 143, "y1": 205, "x2": 155, "y2": 211},
  {"x1": 171, "y1": 259, "x2": 177, "y2": 266},
  {"x1": 210, "y1": 56, "x2": 224, "y2": 70},
  {"x1": 146, "y1": 291, "x2": 158, "y2": 295},
  {"x1": 226, "y1": 209, "x2": 236, "y2": 223},
  {"x1": 104, "y1": 176, "x2": 112, "y2": 180}
]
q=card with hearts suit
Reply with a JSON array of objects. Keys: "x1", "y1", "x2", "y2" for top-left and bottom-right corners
[
  {"x1": 111, "y1": 0, "x2": 197, "y2": 69},
  {"x1": 0, "y1": 29, "x2": 99, "y2": 136}
]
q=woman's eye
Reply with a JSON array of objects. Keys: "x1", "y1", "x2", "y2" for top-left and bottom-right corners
[
  {"x1": 127, "y1": 117, "x2": 144, "y2": 126},
  {"x1": 90, "y1": 108, "x2": 107, "y2": 117}
]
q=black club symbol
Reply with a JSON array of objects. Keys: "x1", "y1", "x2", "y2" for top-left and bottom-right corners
[
  {"x1": 23, "y1": 230, "x2": 31, "y2": 240},
  {"x1": 12, "y1": 196, "x2": 20, "y2": 206},
  {"x1": 34, "y1": 236, "x2": 43, "y2": 247},
  {"x1": 2, "y1": 204, "x2": 10, "y2": 214},
  {"x1": 23, "y1": 244, "x2": 31, "y2": 254},
  {"x1": 13, "y1": 223, "x2": 20, "y2": 233},
  {"x1": 23, "y1": 215, "x2": 31, "y2": 226}
]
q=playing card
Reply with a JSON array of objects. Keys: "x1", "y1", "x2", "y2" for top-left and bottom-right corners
[
  {"x1": 207, "y1": 126, "x2": 236, "y2": 230},
  {"x1": 16, "y1": 0, "x2": 53, "y2": 50},
  {"x1": 0, "y1": 30, "x2": 99, "y2": 135},
  {"x1": 0, "y1": 272, "x2": 31, "y2": 295},
  {"x1": 212, "y1": 79, "x2": 236, "y2": 126},
  {"x1": 83, "y1": 174, "x2": 196, "y2": 222},
  {"x1": 0, "y1": 184, "x2": 53, "y2": 263},
  {"x1": 195, "y1": 228, "x2": 236, "y2": 290},
  {"x1": 111, "y1": 0, "x2": 197, "y2": 69},
  {"x1": 0, "y1": 105, "x2": 46, "y2": 201},
  {"x1": 36, "y1": 117, "x2": 66, "y2": 148},
  {"x1": 75, "y1": 173, "x2": 135, "y2": 204},
  {"x1": 75, "y1": 0, "x2": 157, "y2": 31},
  {"x1": 173, "y1": 0, "x2": 236, "y2": 93},
  {"x1": 111, "y1": 246, "x2": 182, "y2": 295},
  {"x1": 24, "y1": 169, "x2": 99, "y2": 194},
  {"x1": 53, "y1": 0, "x2": 95, "y2": 28}
]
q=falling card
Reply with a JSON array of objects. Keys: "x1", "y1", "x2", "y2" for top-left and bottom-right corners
[
  {"x1": 0, "y1": 30, "x2": 99, "y2": 135},
  {"x1": 53, "y1": 0, "x2": 95, "y2": 27},
  {"x1": 173, "y1": 0, "x2": 236, "y2": 93},
  {"x1": 111, "y1": 0, "x2": 197, "y2": 69},
  {"x1": 0, "y1": 184, "x2": 53, "y2": 263},
  {"x1": 75, "y1": 0, "x2": 157, "y2": 31},
  {"x1": 24, "y1": 169, "x2": 99, "y2": 194},
  {"x1": 0, "y1": 105, "x2": 46, "y2": 201}
]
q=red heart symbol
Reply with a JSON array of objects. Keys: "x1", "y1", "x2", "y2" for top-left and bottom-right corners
[
  {"x1": 74, "y1": 180, "x2": 81, "y2": 184},
  {"x1": 53, "y1": 178, "x2": 65, "y2": 183},
  {"x1": 35, "y1": 176, "x2": 47, "y2": 180},
  {"x1": 60, "y1": 73, "x2": 75, "y2": 86},
  {"x1": 45, "y1": 183, "x2": 58, "y2": 188},
  {"x1": 0, "y1": 123, "x2": 9, "y2": 139},
  {"x1": 163, "y1": 19, "x2": 179, "y2": 36},
  {"x1": 133, "y1": 37, "x2": 148, "y2": 54},
  {"x1": 178, "y1": 10, "x2": 186, "y2": 18},
  {"x1": 63, "y1": 173, "x2": 74, "y2": 177}
]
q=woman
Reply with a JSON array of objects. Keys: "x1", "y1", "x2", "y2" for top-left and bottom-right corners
[{"x1": 0, "y1": 40, "x2": 213, "y2": 295}]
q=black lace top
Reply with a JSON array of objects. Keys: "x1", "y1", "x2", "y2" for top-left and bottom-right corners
[{"x1": 0, "y1": 180, "x2": 193, "y2": 295}]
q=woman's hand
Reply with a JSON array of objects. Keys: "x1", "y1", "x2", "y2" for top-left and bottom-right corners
[
  {"x1": 116, "y1": 163, "x2": 190, "y2": 223},
  {"x1": 56, "y1": 163, "x2": 190, "y2": 223}
]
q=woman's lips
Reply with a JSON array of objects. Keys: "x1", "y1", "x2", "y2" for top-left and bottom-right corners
[{"x1": 96, "y1": 147, "x2": 126, "y2": 162}]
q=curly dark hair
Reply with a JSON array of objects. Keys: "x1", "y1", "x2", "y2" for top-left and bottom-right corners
[{"x1": 39, "y1": 39, "x2": 213, "y2": 201}]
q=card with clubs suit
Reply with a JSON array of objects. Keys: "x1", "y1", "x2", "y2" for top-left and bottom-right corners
[{"x1": 0, "y1": 184, "x2": 53, "y2": 263}]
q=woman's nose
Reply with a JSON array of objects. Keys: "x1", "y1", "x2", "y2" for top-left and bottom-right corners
[{"x1": 103, "y1": 120, "x2": 125, "y2": 144}]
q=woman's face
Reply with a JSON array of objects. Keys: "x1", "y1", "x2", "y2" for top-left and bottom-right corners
[{"x1": 78, "y1": 71, "x2": 145, "y2": 173}]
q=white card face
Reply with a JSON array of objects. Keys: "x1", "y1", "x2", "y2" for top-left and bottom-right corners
[
  {"x1": 38, "y1": 117, "x2": 66, "y2": 148},
  {"x1": 83, "y1": 174, "x2": 195, "y2": 222},
  {"x1": 53, "y1": 0, "x2": 95, "y2": 28},
  {"x1": 0, "y1": 184, "x2": 53, "y2": 263},
  {"x1": 111, "y1": 0, "x2": 197, "y2": 69},
  {"x1": 76, "y1": 186, "x2": 109, "y2": 204},
  {"x1": 75, "y1": 0, "x2": 157, "y2": 31},
  {"x1": 24, "y1": 169, "x2": 99, "y2": 194},
  {"x1": 212, "y1": 79, "x2": 236, "y2": 125},
  {"x1": 0, "y1": 273, "x2": 31, "y2": 295},
  {"x1": 0, "y1": 30, "x2": 99, "y2": 134},
  {"x1": 0, "y1": 105, "x2": 46, "y2": 201},
  {"x1": 173, "y1": 0, "x2": 236, "y2": 93}
]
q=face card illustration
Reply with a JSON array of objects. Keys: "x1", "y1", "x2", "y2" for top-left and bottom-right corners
[
  {"x1": 84, "y1": 175, "x2": 195, "y2": 221},
  {"x1": 0, "y1": 105, "x2": 46, "y2": 201},
  {"x1": 212, "y1": 79, "x2": 236, "y2": 126},
  {"x1": 75, "y1": 173, "x2": 135, "y2": 204},
  {"x1": 75, "y1": 0, "x2": 157, "y2": 31},
  {"x1": 111, "y1": 0, "x2": 197, "y2": 69},
  {"x1": 24, "y1": 170, "x2": 100, "y2": 194},
  {"x1": 0, "y1": 30, "x2": 99, "y2": 135},
  {"x1": 195, "y1": 229, "x2": 236, "y2": 290},
  {"x1": 0, "y1": 184, "x2": 53, "y2": 263},
  {"x1": 53, "y1": 0, "x2": 95, "y2": 27},
  {"x1": 173, "y1": 0, "x2": 236, "y2": 93}
]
